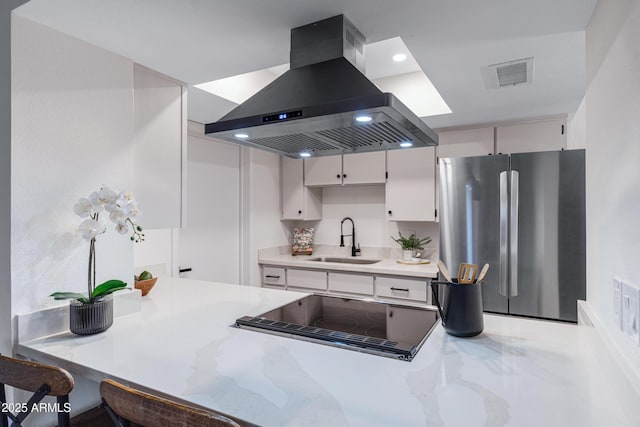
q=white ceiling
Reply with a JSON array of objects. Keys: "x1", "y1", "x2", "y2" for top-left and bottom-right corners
[{"x1": 14, "y1": 0, "x2": 598, "y2": 129}]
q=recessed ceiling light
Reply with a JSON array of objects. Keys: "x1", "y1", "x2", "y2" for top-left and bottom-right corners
[
  {"x1": 392, "y1": 53, "x2": 407, "y2": 63},
  {"x1": 355, "y1": 115, "x2": 372, "y2": 123},
  {"x1": 234, "y1": 133, "x2": 249, "y2": 139},
  {"x1": 400, "y1": 141, "x2": 413, "y2": 148},
  {"x1": 299, "y1": 151, "x2": 311, "y2": 158}
]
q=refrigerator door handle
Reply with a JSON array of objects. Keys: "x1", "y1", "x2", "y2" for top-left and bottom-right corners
[
  {"x1": 499, "y1": 171, "x2": 508, "y2": 297},
  {"x1": 510, "y1": 170, "x2": 520, "y2": 297}
]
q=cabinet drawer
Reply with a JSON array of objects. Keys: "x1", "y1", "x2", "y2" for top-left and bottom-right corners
[
  {"x1": 376, "y1": 276, "x2": 428, "y2": 303},
  {"x1": 287, "y1": 269, "x2": 327, "y2": 291},
  {"x1": 328, "y1": 272, "x2": 374, "y2": 296},
  {"x1": 262, "y1": 266, "x2": 285, "y2": 287}
]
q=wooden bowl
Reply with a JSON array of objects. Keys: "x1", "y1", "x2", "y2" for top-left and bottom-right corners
[{"x1": 134, "y1": 277, "x2": 158, "y2": 296}]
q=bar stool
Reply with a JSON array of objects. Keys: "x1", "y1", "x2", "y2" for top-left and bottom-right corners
[
  {"x1": 0, "y1": 354, "x2": 74, "y2": 427},
  {"x1": 99, "y1": 379, "x2": 241, "y2": 427}
]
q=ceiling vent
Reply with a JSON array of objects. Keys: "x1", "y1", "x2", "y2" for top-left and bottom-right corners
[{"x1": 481, "y1": 57, "x2": 534, "y2": 89}]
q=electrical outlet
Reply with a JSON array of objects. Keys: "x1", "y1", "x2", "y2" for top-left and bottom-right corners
[
  {"x1": 613, "y1": 277, "x2": 622, "y2": 330},
  {"x1": 621, "y1": 281, "x2": 640, "y2": 345}
]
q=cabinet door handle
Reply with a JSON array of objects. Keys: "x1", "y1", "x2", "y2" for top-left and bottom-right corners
[
  {"x1": 336, "y1": 174, "x2": 341, "y2": 179},
  {"x1": 388, "y1": 210, "x2": 392, "y2": 215},
  {"x1": 343, "y1": 174, "x2": 347, "y2": 178},
  {"x1": 391, "y1": 287, "x2": 409, "y2": 292},
  {"x1": 265, "y1": 275, "x2": 281, "y2": 279},
  {"x1": 298, "y1": 210, "x2": 302, "y2": 214}
]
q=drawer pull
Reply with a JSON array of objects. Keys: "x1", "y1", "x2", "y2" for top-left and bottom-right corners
[
  {"x1": 390, "y1": 287, "x2": 409, "y2": 292},
  {"x1": 265, "y1": 275, "x2": 281, "y2": 279}
]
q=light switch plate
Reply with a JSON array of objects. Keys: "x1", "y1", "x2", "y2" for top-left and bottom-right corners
[
  {"x1": 613, "y1": 277, "x2": 622, "y2": 330},
  {"x1": 621, "y1": 281, "x2": 640, "y2": 345}
]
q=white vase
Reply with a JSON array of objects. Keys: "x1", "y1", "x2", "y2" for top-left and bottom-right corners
[{"x1": 402, "y1": 249, "x2": 414, "y2": 261}]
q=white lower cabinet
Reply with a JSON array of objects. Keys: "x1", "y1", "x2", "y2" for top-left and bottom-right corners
[
  {"x1": 375, "y1": 276, "x2": 430, "y2": 304},
  {"x1": 261, "y1": 265, "x2": 431, "y2": 305},
  {"x1": 262, "y1": 267, "x2": 285, "y2": 287},
  {"x1": 328, "y1": 272, "x2": 374, "y2": 296},
  {"x1": 286, "y1": 269, "x2": 327, "y2": 291}
]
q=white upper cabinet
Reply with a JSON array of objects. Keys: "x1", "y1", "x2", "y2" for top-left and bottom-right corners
[
  {"x1": 342, "y1": 151, "x2": 386, "y2": 185},
  {"x1": 304, "y1": 152, "x2": 386, "y2": 186},
  {"x1": 281, "y1": 157, "x2": 322, "y2": 220},
  {"x1": 496, "y1": 118, "x2": 567, "y2": 154},
  {"x1": 437, "y1": 127, "x2": 494, "y2": 159},
  {"x1": 386, "y1": 147, "x2": 436, "y2": 222},
  {"x1": 304, "y1": 155, "x2": 343, "y2": 186},
  {"x1": 133, "y1": 64, "x2": 186, "y2": 229}
]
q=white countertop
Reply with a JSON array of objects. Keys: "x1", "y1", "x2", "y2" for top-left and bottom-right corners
[
  {"x1": 258, "y1": 245, "x2": 439, "y2": 278},
  {"x1": 17, "y1": 277, "x2": 630, "y2": 426}
]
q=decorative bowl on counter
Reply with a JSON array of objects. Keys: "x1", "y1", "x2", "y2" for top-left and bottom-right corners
[{"x1": 134, "y1": 277, "x2": 157, "y2": 296}]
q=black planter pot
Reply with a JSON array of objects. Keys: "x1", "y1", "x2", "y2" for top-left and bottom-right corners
[{"x1": 69, "y1": 297, "x2": 113, "y2": 335}]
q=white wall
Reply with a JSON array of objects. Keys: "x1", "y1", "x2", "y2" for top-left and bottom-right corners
[
  {"x1": 2, "y1": 0, "x2": 30, "y2": 356},
  {"x1": 567, "y1": 96, "x2": 586, "y2": 149},
  {"x1": 133, "y1": 228, "x2": 174, "y2": 276},
  {"x1": 313, "y1": 185, "x2": 439, "y2": 252},
  {"x1": 585, "y1": 0, "x2": 640, "y2": 384},
  {"x1": 11, "y1": 15, "x2": 135, "y2": 314}
]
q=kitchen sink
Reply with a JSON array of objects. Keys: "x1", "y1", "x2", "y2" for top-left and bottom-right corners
[{"x1": 308, "y1": 257, "x2": 381, "y2": 265}]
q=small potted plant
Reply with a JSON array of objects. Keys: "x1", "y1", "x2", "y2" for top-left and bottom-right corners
[
  {"x1": 391, "y1": 232, "x2": 432, "y2": 261},
  {"x1": 50, "y1": 186, "x2": 144, "y2": 335},
  {"x1": 134, "y1": 270, "x2": 157, "y2": 296}
]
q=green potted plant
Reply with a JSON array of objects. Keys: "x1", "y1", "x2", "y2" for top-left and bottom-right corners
[
  {"x1": 50, "y1": 186, "x2": 144, "y2": 335},
  {"x1": 391, "y1": 232, "x2": 432, "y2": 261},
  {"x1": 134, "y1": 270, "x2": 157, "y2": 297}
]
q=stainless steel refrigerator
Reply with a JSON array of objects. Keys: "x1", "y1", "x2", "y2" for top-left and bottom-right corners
[{"x1": 438, "y1": 150, "x2": 585, "y2": 322}]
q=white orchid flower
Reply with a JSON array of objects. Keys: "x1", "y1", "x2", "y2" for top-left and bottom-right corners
[
  {"x1": 118, "y1": 191, "x2": 134, "y2": 202},
  {"x1": 88, "y1": 187, "x2": 118, "y2": 213},
  {"x1": 73, "y1": 198, "x2": 94, "y2": 218},
  {"x1": 88, "y1": 191, "x2": 105, "y2": 213},
  {"x1": 109, "y1": 208, "x2": 126, "y2": 224},
  {"x1": 99, "y1": 186, "x2": 118, "y2": 203},
  {"x1": 115, "y1": 221, "x2": 130, "y2": 235},
  {"x1": 78, "y1": 218, "x2": 106, "y2": 240},
  {"x1": 74, "y1": 187, "x2": 143, "y2": 243}
]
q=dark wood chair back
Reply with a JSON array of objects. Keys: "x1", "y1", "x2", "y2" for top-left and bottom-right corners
[
  {"x1": 0, "y1": 354, "x2": 74, "y2": 427},
  {"x1": 99, "y1": 379, "x2": 241, "y2": 427}
]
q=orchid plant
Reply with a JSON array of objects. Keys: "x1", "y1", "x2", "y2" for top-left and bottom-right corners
[{"x1": 50, "y1": 186, "x2": 144, "y2": 304}]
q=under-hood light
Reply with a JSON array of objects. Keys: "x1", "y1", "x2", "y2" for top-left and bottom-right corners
[
  {"x1": 392, "y1": 53, "x2": 407, "y2": 62},
  {"x1": 400, "y1": 141, "x2": 413, "y2": 148},
  {"x1": 299, "y1": 151, "x2": 312, "y2": 158},
  {"x1": 234, "y1": 133, "x2": 249, "y2": 139},
  {"x1": 355, "y1": 115, "x2": 372, "y2": 123}
]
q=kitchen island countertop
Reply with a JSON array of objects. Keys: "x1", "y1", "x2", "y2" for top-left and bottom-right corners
[{"x1": 17, "y1": 277, "x2": 630, "y2": 426}]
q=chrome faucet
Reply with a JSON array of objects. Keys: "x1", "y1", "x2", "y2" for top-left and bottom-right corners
[{"x1": 340, "y1": 217, "x2": 361, "y2": 257}]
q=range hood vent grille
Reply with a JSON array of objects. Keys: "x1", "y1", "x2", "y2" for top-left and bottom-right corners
[
  {"x1": 242, "y1": 116, "x2": 420, "y2": 157},
  {"x1": 318, "y1": 122, "x2": 410, "y2": 148},
  {"x1": 247, "y1": 134, "x2": 339, "y2": 155}
]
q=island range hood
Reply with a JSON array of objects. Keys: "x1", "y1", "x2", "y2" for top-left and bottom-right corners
[{"x1": 204, "y1": 15, "x2": 438, "y2": 158}]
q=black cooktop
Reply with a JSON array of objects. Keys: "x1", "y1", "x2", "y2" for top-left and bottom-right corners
[{"x1": 235, "y1": 295, "x2": 440, "y2": 361}]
